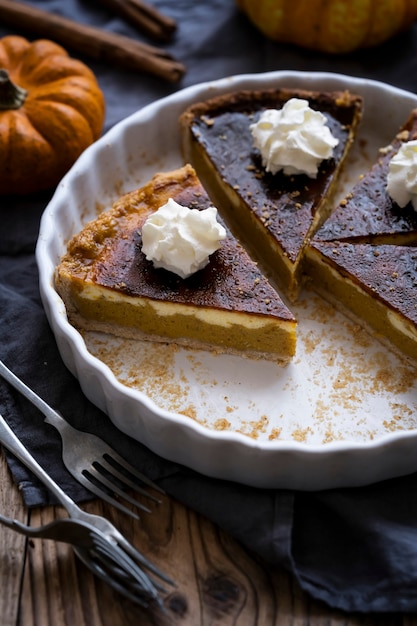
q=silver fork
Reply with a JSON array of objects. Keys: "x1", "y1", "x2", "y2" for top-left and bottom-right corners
[
  {"x1": 0, "y1": 359, "x2": 162, "y2": 520},
  {"x1": 0, "y1": 412, "x2": 174, "y2": 605},
  {"x1": 0, "y1": 513, "x2": 157, "y2": 606}
]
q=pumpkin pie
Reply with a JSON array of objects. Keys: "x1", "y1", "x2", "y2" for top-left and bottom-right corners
[
  {"x1": 55, "y1": 165, "x2": 297, "y2": 364},
  {"x1": 306, "y1": 109, "x2": 417, "y2": 361},
  {"x1": 179, "y1": 87, "x2": 363, "y2": 301}
]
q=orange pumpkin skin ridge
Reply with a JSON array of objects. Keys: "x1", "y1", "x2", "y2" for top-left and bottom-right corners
[
  {"x1": 236, "y1": 0, "x2": 417, "y2": 53},
  {"x1": 0, "y1": 36, "x2": 105, "y2": 195}
]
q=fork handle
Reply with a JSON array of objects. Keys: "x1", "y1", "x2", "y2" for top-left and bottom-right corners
[
  {"x1": 0, "y1": 360, "x2": 73, "y2": 442},
  {"x1": 0, "y1": 412, "x2": 81, "y2": 517}
]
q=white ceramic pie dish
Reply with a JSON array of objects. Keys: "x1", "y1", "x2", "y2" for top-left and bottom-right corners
[{"x1": 37, "y1": 70, "x2": 417, "y2": 491}]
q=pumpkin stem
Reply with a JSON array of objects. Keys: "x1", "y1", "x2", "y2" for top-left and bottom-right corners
[{"x1": 0, "y1": 69, "x2": 28, "y2": 110}]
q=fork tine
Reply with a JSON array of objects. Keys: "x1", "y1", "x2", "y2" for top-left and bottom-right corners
[
  {"x1": 84, "y1": 466, "x2": 153, "y2": 514},
  {"x1": 103, "y1": 452, "x2": 165, "y2": 495},
  {"x1": 114, "y1": 532, "x2": 176, "y2": 587},
  {"x1": 97, "y1": 458, "x2": 161, "y2": 504},
  {"x1": 91, "y1": 532, "x2": 161, "y2": 603},
  {"x1": 72, "y1": 470, "x2": 142, "y2": 520},
  {"x1": 74, "y1": 547, "x2": 156, "y2": 608}
]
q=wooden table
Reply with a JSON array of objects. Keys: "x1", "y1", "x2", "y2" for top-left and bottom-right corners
[{"x1": 1, "y1": 448, "x2": 416, "y2": 625}]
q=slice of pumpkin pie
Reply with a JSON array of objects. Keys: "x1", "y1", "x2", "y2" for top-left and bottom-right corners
[
  {"x1": 179, "y1": 87, "x2": 363, "y2": 301},
  {"x1": 55, "y1": 164, "x2": 297, "y2": 364},
  {"x1": 306, "y1": 109, "x2": 417, "y2": 362},
  {"x1": 314, "y1": 109, "x2": 417, "y2": 244},
  {"x1": 305, "y1": 240, "x2": 417, "y2": 361}
]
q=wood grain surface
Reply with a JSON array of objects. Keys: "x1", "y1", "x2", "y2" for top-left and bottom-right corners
[{"x1": 1, "y1": 447, "x2": 416, "y2": 625}]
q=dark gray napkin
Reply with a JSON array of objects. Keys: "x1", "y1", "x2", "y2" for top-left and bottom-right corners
[{"x1": 2, "y1": 0, "x2": 417, "y2": 614}]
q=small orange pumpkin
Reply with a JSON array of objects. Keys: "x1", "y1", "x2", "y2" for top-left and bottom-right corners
[
  {"x1": 0, "y1": 35, "x2": 105, "y2": 195},
  {"x1": 236, "y1": 0, "x2": 417, "y2": 54}
]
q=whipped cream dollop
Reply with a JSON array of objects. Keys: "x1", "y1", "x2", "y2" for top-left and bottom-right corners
[
  {"x1": 141, "y1": 197, "x2": 226, "y2": 279},
  {"x1": 386, "y1": 139, "x2": 417, "y2": 211},
  {"x1": 250, "y1": 98, "x2": 339, "y2": 178}
]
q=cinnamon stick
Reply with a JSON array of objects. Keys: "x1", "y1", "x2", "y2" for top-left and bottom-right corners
[
  {"x1": 98, "y1": 0, "x2": 177, "y2": 41},
  {"x1": 0, "y1": 0, "x2": 185, "y2": 82}
]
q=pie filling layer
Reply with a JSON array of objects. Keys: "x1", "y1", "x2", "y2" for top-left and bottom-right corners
[{"x1": 64, "y1": 283, "x2": 296, "y2": 357}]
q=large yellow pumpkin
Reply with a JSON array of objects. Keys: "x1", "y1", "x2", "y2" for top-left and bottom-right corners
[
  {"x1": 0, "y1": 36, "x2": 105, "y2": 195},
  {"x1": 236, "y1": 0, "x2": 417, "y2": 53}
]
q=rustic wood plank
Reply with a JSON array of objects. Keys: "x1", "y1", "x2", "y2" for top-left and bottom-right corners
[
  {"x1": 14, "y1": 488, "x2": 417, "y2": 625},
  {"x1": 0, "y1": 448, "x2": 28, "y2": 626}
]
